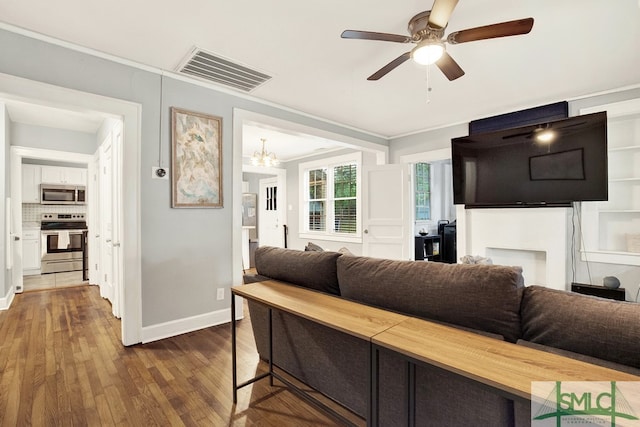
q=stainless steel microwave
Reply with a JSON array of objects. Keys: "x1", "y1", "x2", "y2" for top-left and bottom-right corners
[{"x1": 40, "y1": 184, "x2": 86, "y2": 205}]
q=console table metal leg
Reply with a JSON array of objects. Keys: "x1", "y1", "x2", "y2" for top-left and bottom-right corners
[
  {"x1": 268, "y1": 307, "x2": 274, "y2": 386},
  {"x1": 369, "y1": 344, "x2": 379, "y2": 427},
  {"x1": 231, "y1": 296, "x2": 360, "y2": 426},
  {"x1": 231, "y1": 294, "x2": 238, "y2": 404},
  {"x1": 408, "y1": 362, "x2": 416, "y2": 427}
]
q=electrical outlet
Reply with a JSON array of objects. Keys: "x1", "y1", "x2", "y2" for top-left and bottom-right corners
[
  {"x1": 216, "y1": 288, "x2": 224, "y2": 301},
  {"x1": 152, "y1": 166, "x2": 169, "y2": 180}
]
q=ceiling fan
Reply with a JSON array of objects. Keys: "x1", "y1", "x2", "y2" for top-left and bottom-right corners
[
  {"x1": 341, "y1": 0, "x2": 534, "y2": 81},
  {"x1": 502, "y1": 121, "x2": 587, "y2": 142}
]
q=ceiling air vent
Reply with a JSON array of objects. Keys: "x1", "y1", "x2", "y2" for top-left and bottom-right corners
[{"x1": 176, "y1": 48, "x2": 271, "y2": 92}]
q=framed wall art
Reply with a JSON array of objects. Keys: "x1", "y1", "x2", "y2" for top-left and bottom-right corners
[{"x1": 171, "y1": 107, "x2": 223, "y2": 208}]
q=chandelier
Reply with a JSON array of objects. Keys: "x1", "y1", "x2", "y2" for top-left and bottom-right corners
[{"x1": 251, "y1": 138, "x2": 279, "y2": 167}]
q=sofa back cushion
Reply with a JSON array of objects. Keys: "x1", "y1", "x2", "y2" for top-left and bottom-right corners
[
  {"x1": 521, "y1": 286, "x2": 640, "y2": 369},
  {"x1": 337, "y1": 256, "x2": 524, "y2": 342},
  {"x1": 255, "y1": 246, "x2": 341, "y2": 295}
]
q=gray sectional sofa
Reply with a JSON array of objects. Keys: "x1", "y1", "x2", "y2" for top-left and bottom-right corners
[{"x1": 244, "y1": 246, "x2": 640, "y2": 426}]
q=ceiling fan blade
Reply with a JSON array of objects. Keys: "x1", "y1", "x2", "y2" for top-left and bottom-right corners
[
  {"x1": 435, "y1": 52, "x2": 465, "y2": 81},
  {"x1": 428, "y1": 0, "x2": 460, "y2": 29},
  {"x1": 341, "y1": 30, "x2": 412, "y2": 43},
  {"x1": 447, "y1": 18, "x2": 534, "y2": 44},
  {"x1": 367, "y1": 52, "x2": 411, "y2": 81},
  {"x1": 502, "y1": 131, "x2": 533, "y2": 140}
]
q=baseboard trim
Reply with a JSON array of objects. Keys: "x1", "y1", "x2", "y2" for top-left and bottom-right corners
[
  {"x1": 0, "y1": 286, "x2": 15, "y2": 311},
  {"x1": 141, "y1": 306, "x2": 244, "y2": 344}
]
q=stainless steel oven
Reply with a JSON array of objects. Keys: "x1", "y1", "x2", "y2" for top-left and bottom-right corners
[
  {"x1": 41, "y1": 184, "x2": 86, "y2": 205},
  {"x1": 40, "y1": 213, "x2": 88, "y2": 274}
]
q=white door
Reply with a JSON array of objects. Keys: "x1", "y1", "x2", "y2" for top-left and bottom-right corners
[
  {"x1": 110, "y1": 122, "x2": 123, "y2": 318},
  {"x1": 362, "y1": 164, "x2": 412, "y2": 260},
  {"x1": 88, "y1": 154, "x2": 100, "y2": 285},
  {"x1": 99, "y1": 133, "x2": 114, "y2": 305},
  {"x1": 258, "y1": 177, "x2": 284, "y2": 248},
  {"x1": 7, "y1": 196, "x2": 23, "y2": 293}
]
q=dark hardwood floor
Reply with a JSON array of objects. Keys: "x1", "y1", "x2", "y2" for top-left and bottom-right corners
[{"x1": 0, "y1": 285, "x2": 360, "y2": 426}]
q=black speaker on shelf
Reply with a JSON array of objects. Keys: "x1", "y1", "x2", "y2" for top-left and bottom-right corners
[{"x1": 442, "y1": 221, "x2": 457, "y2": 264}]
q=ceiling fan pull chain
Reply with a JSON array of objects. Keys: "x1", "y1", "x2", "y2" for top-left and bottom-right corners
[{"x1": 425, "y1": 64, "x2": 432, "y2": 104}]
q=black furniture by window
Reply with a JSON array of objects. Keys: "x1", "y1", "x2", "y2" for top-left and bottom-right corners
[
  {"x1": 414, "y1": 235, "x2": 441, "y2": 261},
  {"x1": 571, "y1": 282, "x2": 626, "y2": 301},
  {"x1": 441, "y1": 222, "x2": 457, "y2": 264}
]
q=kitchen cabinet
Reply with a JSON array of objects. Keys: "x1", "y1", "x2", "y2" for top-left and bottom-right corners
[
  {"x1": 23, "y1": 227, "x2": 41, "y2": 275},
  {"x1": 22, "y1": 164, "x2": 41, "y2": 203},
  {"x1": 41, "y1": 166, "x2": 87, "y2": 186}
]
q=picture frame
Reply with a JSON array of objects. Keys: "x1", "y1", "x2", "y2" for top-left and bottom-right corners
[
  {"x1": 242, "y1": 193, "x2": 257, "y2": 227},
  {"x1": 529, "y1": 148, "x2": 585, "y2": 181},
  {"x1": 171, "y1": 107, "x2": 223, "y2": 208}
]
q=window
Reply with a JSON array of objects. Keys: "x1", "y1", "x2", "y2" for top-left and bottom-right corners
[
  {"x1": 300, "y1": 153, "x2": 362, "y2": 242},
  {"x1": 308, "y1": 168, "x2": 327, "y2": 231},
  {"x1": 415, "y1": 162, "x2": 431, "y2": 221}
]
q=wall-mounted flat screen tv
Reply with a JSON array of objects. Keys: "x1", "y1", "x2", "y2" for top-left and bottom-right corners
[{"x1": 451, "y1": 111, "x2": 608, "y2": 208}]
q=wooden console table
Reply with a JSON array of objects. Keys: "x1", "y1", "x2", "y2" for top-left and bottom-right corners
[
  {"x1": 372, "y1": 317, "x2": 640, "y2": 426},
  {"x1": 230, "y1": 280, "x2": 408, "y2": 425},
  {"x1": 232, "y1": 281, "x2": 640, "y2": 426}
]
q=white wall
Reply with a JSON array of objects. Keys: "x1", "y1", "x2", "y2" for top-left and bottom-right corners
[
  {"x1": 0, "y1": 103, "x2": 8, "y2": 297},
  {"x1": 0, "y1": 27, "x2": 388, "y2": 332},
  {"x1": 390, "y1": 123, "x2": 467, "y2": 164},
  {"x1": 11, "y1": 122, "x2": 97, "y2": 154}
]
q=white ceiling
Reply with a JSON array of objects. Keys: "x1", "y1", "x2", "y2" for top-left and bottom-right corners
[
  {"x1": 242, "y1": 124, "x2": 349, "y2": 163},
  {"x1": 1, "y1": 0, "x2": 639, "y2": 140},
  {"x1": 5, "y1": 99, "x2": 106, "y2": 133}
]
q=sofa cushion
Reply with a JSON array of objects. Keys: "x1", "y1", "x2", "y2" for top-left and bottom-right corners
[
  {"x1": 255, "y1": 246, "x2": 341, "y2": 295},
  {"x1": 521, "y1": 286, "x2": 640, "y2": 369},
  {"x1": 304, "y1": 242, "x2": 324, "y2": 252},
  {"x1": 337, "y1": 256, "x2": 524, "y2": 342}
]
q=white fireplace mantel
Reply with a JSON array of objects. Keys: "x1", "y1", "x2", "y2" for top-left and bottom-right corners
[{"x1": 456, "y1": 206, "x2": 570, "y2": 290}]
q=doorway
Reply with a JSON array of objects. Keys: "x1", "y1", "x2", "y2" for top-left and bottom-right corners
[
  {"x1": 241, "y1": 166, "x2": 287, "y2": 269},
  {"x1": 232, "y1": 109, "x2": 390, "y2": 313},
  {"x1": 1, "y1": 73, "x2": 141, "y2": 345},
  {"x1": 400, "y1": 149, "x2": 457, "y2": 261}
]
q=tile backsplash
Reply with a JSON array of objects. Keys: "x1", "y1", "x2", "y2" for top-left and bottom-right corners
[{"x1": 22, "y1": 204, "x2": 87, "y2": 223}]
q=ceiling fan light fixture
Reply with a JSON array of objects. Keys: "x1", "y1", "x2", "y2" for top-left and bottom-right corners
[
  {"x1": 411, "y1": 40, "x2": 445, "y2": 65},
  {"x1": 534, "y1": 128, "x2": 557, "y2": 143}
]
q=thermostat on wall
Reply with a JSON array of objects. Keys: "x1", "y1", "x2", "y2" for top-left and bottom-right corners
[{"x1": 152, "y1": 166, "x2": 169, "y2": 180}]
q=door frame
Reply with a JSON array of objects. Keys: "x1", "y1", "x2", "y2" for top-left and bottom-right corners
[
  {"x1": 10, "y1": 147, "x2": 93, "y2": 294},
  {"x1": 232, "y1": 108, "x2": 388, "y2": 320},
  {"x1": 2, "y1": 72, "x2": 141, "y2": 346},
  {"x1": 400, "y1": 148, "x2": 456, "y2": 260}
]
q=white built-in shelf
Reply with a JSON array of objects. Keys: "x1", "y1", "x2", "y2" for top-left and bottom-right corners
[
  {"x1": 582, "y1": 250, "x2": 640, "y2": 266},
  {"x1": 609, "y1": 145, "x2": 640, "y2": 152},
  {"x1": 608, "y1": 178, "x2": 640, "y2": 183},
  {"x1": 580, "y1": 98, "x2": 640, "y2": 265}
]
